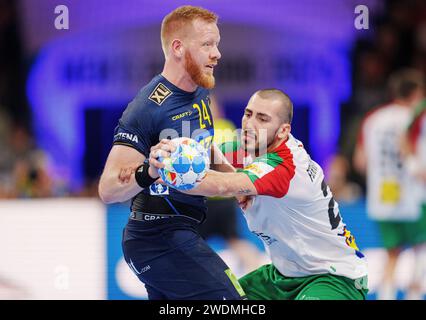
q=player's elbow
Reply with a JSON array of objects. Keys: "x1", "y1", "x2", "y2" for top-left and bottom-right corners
[
  {"x1": 98, "y1": 185, "x2": 111, "y2": 204},
  {"x1": 98, "y1": 178, "x2": 116, "y2": 204},
  {"x1": 99, "y1": 192, "x2": 114, "y2": 204}
]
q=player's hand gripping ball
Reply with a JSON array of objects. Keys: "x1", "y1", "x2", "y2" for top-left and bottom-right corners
[{"x1": 158, "y1": 137, "x2": 210, "y2": 191}]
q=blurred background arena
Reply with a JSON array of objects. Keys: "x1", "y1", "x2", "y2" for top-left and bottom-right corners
[{"x1": 0, "y1": 0, "x2": 425, "y2": 299}]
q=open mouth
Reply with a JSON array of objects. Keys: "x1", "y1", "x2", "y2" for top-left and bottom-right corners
[{"x1": 205, "y1": 64, "x2": 216, "y2": 71}]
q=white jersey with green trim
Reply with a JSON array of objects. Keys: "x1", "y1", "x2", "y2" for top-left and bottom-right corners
[
  {"x1": 406, "y1": 101, "x2": 426, "y2": 203},
  {"x1": 358, "y1": 103, "x2": 423, "y2": 221},
  {"x1": 238, "y1": 134, "x2": 368, "y2": 279}
]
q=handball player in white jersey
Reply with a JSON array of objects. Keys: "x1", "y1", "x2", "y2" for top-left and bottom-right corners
[
  {"x1": 354, "y1": 69, "x2": 425, "y2": 300},
  {"x1": 149, "y1": 89, "x2": 368, "y2": 300}
]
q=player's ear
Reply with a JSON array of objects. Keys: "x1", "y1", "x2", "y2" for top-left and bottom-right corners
[
  {"x1": 277, "y1": 123, "x2": 291, "y2": 139},
  {"x1": 171, "y1": 39, "x2": 184, "y2": 58}
]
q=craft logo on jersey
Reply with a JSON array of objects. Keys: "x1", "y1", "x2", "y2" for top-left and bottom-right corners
[
  {"x1": 172, "y1": 111, "x2": 192, "y2": 121},
  {"x1": 149, "y1": 83, "x2": 172, "y2": 106}
]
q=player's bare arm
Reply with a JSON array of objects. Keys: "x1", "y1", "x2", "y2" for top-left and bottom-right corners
[
  {"x1": 182, "y1": 169, "x2": 257, "y2": 198},
  {"x1": 148, "y1": 139, "x2": 255, "y2": 198},
  {"x1": 98, "y1": 145, "x2": 147, "y2": 203},
  {"x1": 150, "y1": 139, "x2": 252, "y2": 207}
]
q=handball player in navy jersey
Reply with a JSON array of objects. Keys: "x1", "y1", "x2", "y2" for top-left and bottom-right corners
[{"x1": 98, "y1": 6, "x2": 246, "y2": 300}]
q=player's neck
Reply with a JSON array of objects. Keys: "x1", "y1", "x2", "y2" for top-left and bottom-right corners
[
  {"x1": 246, "y1": 137, "x2": 287, "y2": 158},
  {"x1": 162, "y1": 63, "x2": 198, "y2": 93},
  {"x1": 268, "y1": 138, "x2": 287, "y2": 152},
  {"x1": 393, "y1": 98, "x2": 416, "y2": 109}
]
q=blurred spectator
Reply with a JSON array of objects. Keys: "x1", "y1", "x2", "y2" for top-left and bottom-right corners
[
  {"x1": 352, "y1": 49, "x2": 389, "y2": 114},
  {"x1": 0, "y1": 107, "x2": 13, "y2": 197},
  {"x1": 340, "y1": 0, "x2": 426, "y2": 187},
  {"x1": 0, "y1": 0, "x2": 30, "y2": 128},
  {"x1": 0, "y1": 124, "x2": 54, "y2": 198},
  {"x1": 325, "y1": 154, "x2": 362, "y2": 203},
  {"x1": 77, "y1": 178, "x2": 102, "y2": 198}
]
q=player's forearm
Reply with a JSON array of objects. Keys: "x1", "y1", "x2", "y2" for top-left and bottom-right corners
[
  {"x1": 184, "y1": 171, "x2": 228, "y2": 197},
  {"x1": 210, "y1": 162, "x2": 236, "y2": 173},
  {"x1": 185, "y1": 171, "x2": 256, "y2": 197},
  {"x1": 98, "y1": 171, "x2": 142, "y2": 204}
]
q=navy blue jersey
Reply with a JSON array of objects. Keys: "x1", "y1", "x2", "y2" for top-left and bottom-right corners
[{"x1": 113, "y1": 74, "x2": 214, "y2": 211}]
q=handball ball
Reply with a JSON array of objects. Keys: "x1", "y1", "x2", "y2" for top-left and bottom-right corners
[{"x1": 158, "y1": 137, "x2": 210, "y2": 191}]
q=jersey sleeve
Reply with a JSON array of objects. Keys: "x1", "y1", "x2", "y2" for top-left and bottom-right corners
[
  {"x1": 406, "y1": 101, "x2": 426, "y2": 148},
  {"x1": 238, "y1": 148, "x2": 296, "y2": 198},
  {"x1": 113, "y1": 97, "x2": 157, "y2": 157}
]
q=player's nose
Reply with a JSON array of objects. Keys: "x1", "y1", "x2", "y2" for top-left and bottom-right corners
[
  {"x1": 211, "y1": 45, "x2": 221, "y2": 61},
  {"x1": 244, "y1": 117, "x2": 256, "y2": 130}
]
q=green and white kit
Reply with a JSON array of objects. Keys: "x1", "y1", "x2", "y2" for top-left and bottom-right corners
[{"x1": 222, "y1": 134, "x2": 368, "y2": 300}]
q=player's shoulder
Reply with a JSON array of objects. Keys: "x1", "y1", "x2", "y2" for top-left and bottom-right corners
[
  {"x1": 362, "y1": 102, "x2": 404, "y2": 124},
  {"x1": 261, "y1": 134, "x2": 315, "y2": 175},
  {"x1": 135, "y1": 74, "x2": 174, "y2": 108},
  {"x1": 254, "y1": 137, "x2": 296, "y2": 167},
  {"x1": 141, "y1": 75, "x2": 209, "y2": 106},
  {"x1": 196, "y1": 86, "x2": 210, "y2": 98},
  {"x1": 122, "y1": 75, "x2": 178, "y2": 120},
  {"x1": 272, "y1": 134, "x2": 301, "y2": 157},
  {"x1": 145, "y1": 75, "x2": 178, "y2": 106},
  {"x1": 408, "y1": 100, "x2": 426, "y2": 129}
]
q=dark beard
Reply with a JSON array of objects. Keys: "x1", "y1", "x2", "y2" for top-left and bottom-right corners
[
  {"x1": 184, "y1": 51, "x2": 215, "y2": 89},
  {"x1": 242, "y1": 134, "x2": 274, "y2": 157},
  {"x1": 253, "y1": 141, "x2": 273, "y2": 157}
]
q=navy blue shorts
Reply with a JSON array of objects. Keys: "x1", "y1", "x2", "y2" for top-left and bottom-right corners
[{"x1": 122, "y1": 217, "x2": 246, "y2": 300}]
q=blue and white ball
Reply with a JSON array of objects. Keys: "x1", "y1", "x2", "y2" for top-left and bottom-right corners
[{"x1": 158, "y1": 137, "x2": 210, "y2": 191}]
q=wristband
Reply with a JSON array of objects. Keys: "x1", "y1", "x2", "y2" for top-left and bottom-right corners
[{"x1": 134, "y1": 160, "x2": 159, "y2": 188}]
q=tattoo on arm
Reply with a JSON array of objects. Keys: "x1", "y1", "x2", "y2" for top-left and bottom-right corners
[{"x1": 237, "y1": 189, "x2": 252, "y2": 195}]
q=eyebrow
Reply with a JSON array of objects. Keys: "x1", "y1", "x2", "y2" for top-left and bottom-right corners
[
  {"x1": 257, "y1": 112, "x2": 271, "y2": 119},
  {"x1": 202, "y1": 34, "x2": 220, "y2": 42},
  {"x1": 244, "y1": 108, "x2": 271, "y2": 119}
]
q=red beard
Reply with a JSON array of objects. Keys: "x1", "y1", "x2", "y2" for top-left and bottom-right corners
[{"x1": 184, "y1": 51, "x2": 215, "y2": 89}]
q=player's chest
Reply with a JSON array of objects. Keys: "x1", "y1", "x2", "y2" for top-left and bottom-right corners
[
  {"x1": 161, "y1": 97, "x2": 213, "y2": 131},
  {"x1": 157, "y1": 97, "x2": 214, "y2": 150},
  {"x1": 244, "y1": 197, "x2": 289, "y2": 228}
]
